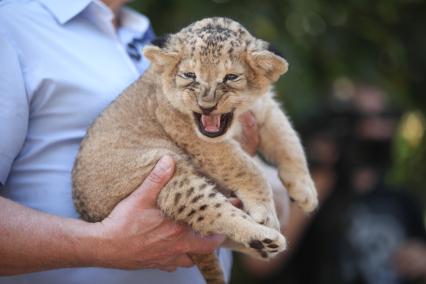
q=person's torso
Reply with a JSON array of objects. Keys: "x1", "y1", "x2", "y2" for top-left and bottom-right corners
[{"x1": 0, "y1": 1, "x2": 232, "y2": 283}]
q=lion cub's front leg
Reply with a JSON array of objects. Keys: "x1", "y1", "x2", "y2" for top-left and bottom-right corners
[{"x1": 253, "y1": 95, "x2": 318, "y2": 212}]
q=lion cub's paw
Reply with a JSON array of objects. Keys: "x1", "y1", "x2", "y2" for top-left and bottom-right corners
[
  {"x1": 279, "y1": 171, "x2": 318, "y2": 213},
  {"x1": 246, "y1": 226, "x2": 287, "y2": 259}
]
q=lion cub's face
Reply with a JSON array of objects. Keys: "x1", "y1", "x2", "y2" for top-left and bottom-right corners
[{"x1": 144, "y1": 17, "x2": 288, "y2": 141}]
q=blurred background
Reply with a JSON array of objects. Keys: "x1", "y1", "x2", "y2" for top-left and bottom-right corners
[{"x1": 131, "y1": 0, "x2": 426, "y2": 283}]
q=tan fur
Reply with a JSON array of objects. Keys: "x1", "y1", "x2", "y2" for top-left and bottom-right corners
[{"x1": 72, "y1": 17, "x2": 317, "y2": 284}]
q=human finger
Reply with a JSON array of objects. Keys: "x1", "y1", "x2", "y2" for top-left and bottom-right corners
[
  {"x1": 170, "y1": 254, "x2": 194, "y2": 268},
  {"x1": 238, "y1": 111, "x2": 259, "y2": 156},
  {"x1": 157, "y1": 254, "x2": 193, "y2": 272},
  {"x1": 129, "y1": 155, "x2": 175, "y2": 208},
  {"x1": 228, "y1": 197, "x2": 243, "y2": 208}
]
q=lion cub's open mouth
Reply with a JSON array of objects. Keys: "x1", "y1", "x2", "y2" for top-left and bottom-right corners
[{"x1": 193, "y1": 112, "x2": 234, "y2": 138}]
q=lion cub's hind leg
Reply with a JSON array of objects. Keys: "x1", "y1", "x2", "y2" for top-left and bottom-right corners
[
  {"x1": 157, "y1": 161, "x2": 287, "y2": 260},
  {"x1": 191, "y1": 141, "x2": 281, "y2": 232}
]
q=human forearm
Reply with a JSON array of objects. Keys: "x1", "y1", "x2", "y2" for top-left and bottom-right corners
[
  {"x1": 0, "y1": 196, "x2": 98, "y2": 275},
  {"x1": 0, "y1": 156, "x2": 224, "y2": 275}
]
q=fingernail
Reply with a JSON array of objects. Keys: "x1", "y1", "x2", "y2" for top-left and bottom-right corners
[{"x1": 154, "y1": 155, "x2": 173, "y2": 173}]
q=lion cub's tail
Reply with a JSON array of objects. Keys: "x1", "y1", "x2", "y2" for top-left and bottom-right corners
[{"x1": 189, "y1": 253, "x2": 225, "y2": 284}]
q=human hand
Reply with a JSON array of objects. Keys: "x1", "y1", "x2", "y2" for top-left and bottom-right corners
[
  {"x1": 90, "y1": 156, "x2": 225, "y2": 272},
  {"x1": 238, "y1": 111, "x2": 259, "y2": 156}
]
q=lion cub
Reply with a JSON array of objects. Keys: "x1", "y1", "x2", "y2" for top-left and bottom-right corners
[{"x1": 72, "y1": 17, "x2": 318, "y2": 284}]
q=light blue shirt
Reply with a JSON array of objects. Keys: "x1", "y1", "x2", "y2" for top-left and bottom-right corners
[{"x1": 0, "y1": 0, "x2": 232, "y2": 283}]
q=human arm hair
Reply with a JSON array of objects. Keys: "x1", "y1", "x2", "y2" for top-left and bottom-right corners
[{"x1": 0, "y1": 196, "x2": 99, "y2": 275}]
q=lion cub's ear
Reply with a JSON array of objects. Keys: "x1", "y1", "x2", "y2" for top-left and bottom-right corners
[
  {"x1": 246, "y1": 46, "x2": 289, "y2": 83},
  {"x1": 143, "y1": 35, "x2": 179, "y2": 71}
]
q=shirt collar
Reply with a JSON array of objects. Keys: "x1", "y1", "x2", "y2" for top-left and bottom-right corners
[
  {"x1": 38, "y1": 0, "x2": 103, "y2": 24},
  {"x1": 37, "y1": 0, "x2": 149, "y2": 35}
]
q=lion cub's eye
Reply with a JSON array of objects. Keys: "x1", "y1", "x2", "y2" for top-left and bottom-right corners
[
  {"x1": 223, "y1": 74, "x2": 239, "y2": 82},
  {"x1": 180, "y1": 72, "x2": 197, "y2": 80}
]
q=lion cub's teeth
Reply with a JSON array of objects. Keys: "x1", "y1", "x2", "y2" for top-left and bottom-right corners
[{"x1": 201, "y1": 114, "x2": 221, "y2": 132}]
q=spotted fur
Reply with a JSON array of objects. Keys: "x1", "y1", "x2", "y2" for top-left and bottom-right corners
[{"x1": 72, "y1": 17, "x2": 318, "y2": 284}]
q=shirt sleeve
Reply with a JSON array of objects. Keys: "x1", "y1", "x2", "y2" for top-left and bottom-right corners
[{"x1": 0, "y1": 36, "x2": 29, "y2": 185}]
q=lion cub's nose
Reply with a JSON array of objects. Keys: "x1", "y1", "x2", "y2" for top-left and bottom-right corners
[{"x1": 199, "y1": 105, "x2": 217, "y2": 115}]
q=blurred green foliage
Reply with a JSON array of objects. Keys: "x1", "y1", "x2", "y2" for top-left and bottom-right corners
[{"x1": 131, "y1": 0, "x2": 426, "y2": 198}]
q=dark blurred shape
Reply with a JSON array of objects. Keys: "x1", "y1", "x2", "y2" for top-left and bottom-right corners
[{"x1": 237, "y1": 85, "x2": 426, "y2": 284}]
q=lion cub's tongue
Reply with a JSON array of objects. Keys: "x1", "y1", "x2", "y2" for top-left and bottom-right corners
[{"x1": 201, "y1": 114, "x2": 221, "y2": 132}]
